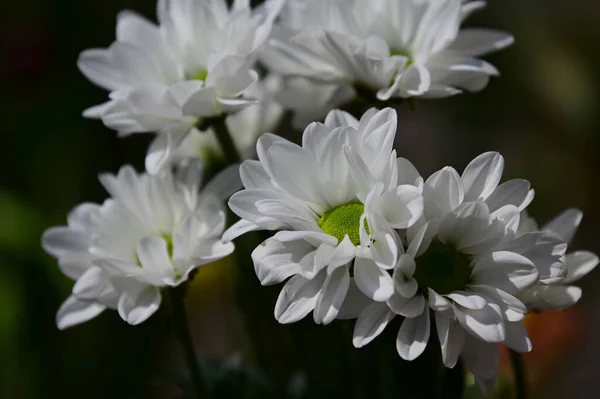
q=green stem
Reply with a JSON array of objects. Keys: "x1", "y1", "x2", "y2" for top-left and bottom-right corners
[
  {"x1": 171, "y1": 286, "x2": 207, "y2": 398},
  {"x1": 213, "y1": 117, "x2": 242, "y2": 164},
  {"x1": 510, "y1": 350, "x2": 527, "y2": 399}
]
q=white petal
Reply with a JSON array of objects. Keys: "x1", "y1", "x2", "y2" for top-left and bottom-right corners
[
  {"x1": 461, "y1": 336, "x2": 499, "y2": 380},
  {"x1": 67, "y1": 202, "x2": 100, "y2": 231},
  {"x1": 399, "y1": 64, "x2": 432, "y2": 97},
  {"x1": 145, "y1": 133, "x2": 179, "y2": 176},
  {"x1": 83, "y1": 101, "x2": 112, "y2": 119},
  {"x1": 137, "y1": 236, "x2": 172, "y2": 274},
  {"x1": 274, "y1": 272, "x2": 326, "y2": 324},
  {"x1": 393, "y1": 255, "x2": 418, "y2": 298},
  {"x1": 490, "y1": 204, "x2": 520, "y2": 234},
  {"x1": 256, "y1": 133, "x2": 286, "y2": 170},
  {"x1": 446, "y1": 291, "x2": 487, "y2": 310},
  {"x1": 182, "y1": 87, "x2": 219, "y2": 117},
  {"x1": 504, "y1": 231, "x2": 567, "y2": 284},
  {"x1": 450, "y1": 29, "x2": 514, "y2": 57},
  {"x1": 485, "y1": 179, "x2": 533, "y2": 212},
  {"x1": 423, "y1": 167, "x2": 464, "y2": 220},
  {"x1": 470, "y1": 284, "x2": 527, "y2": 322},
  {"x1": 542, "y1": 208, "x2": 582, "y2": 244},
  {"x1": 521, "y1": 285, "x2": 582, "y2": 312},
  {"x1": 72, "y1": 267, "x2": 115, "y2": 303},
  {"x1": 329, "y1": 236, "x2": 358, "y2": 269},
  {"x1": 369, "y1": 230, "x2": 399, "y2": 270},
  {"x1": 251, "y1": 237, "x2": 309, "y2": 285},
  {"x1": 77, "y1": 49, "x2": 124, "y2": 91},
  {"x1": 379, "y1": 185, "x2": 424, "y2": 229},
  {"x1": 407, "y1": 220, "x2": 439, "y2": 258},
  {"x1": 354, "y1": 257, "x2": 394, "y2": 301},
  {"x1": 352, "y1": 302, "x2": 395, "y2": 348},
  {"x1": 267, "y1": 141, "x2": 325, "y2": 205},
  {"x1": 201, "y1": 163, "x2": 243, "y2": 201},
  {"x1": 56, "y1": 296, "x2": 105, "y2": 330},
  {"x1": 189, "y1": 239, "x2": 235, "y2": 270},
  {"x1": 57, "y1": 254, "x2": 93, "y2": 281},
  {"x1": 274, "y1": 230, "x2": 336, "y2": 246},
  {"x1": 435, "y1": 311, "x2": 466, "y2": 368},
  {"x1": 455, "y1": 303, "x2": 505, "y2": 343},
  {"x1": 461, "y1": 152, "x2": 504, "y2": 201},
  {"x1": 396, "y1": 157, "x2": 421, "y2": 186},
  {"x1": 337, "y1": 278, "x2": 373, "y2": 319},
  {"x1": 396, "y1": 311, "x2": 430, "y2": 361},
  {"x1": 388, "y1": 294, "x2": 426, "y2": 318},
  {"x1": 564, "y1": 250, "x2": 599, "y2": 283},
  {"x1": 461, "y1": 1, "x2": 487, "y2": 22},
  {"x1": 437, "y1": 201, "x2": 504, "y2": 254},
  {"x1": 314, "y1": 266, "x2": 350, "y2": 325},
  {"x1": 428, "y1": 288, "x2": 452, "y2": 311},
  {"x1": 472, "y1": 251, "x2": 539, "y2": 295},
  {"x1": 174, "y1": 157, "x2": 204, "y2": 196},
  {"x1": 504, "y1": 322, "x2": 532, "y2": 353},
  {"x1": 42, "y1": 227, "x2": 90, "y2": 259},
  {"x1": 223, "y1": 219, "x2": 262, "y2": 242},
  {"x1": 324, "y1": 109, "x2": 358, "y2": 130},
  {"x1": 117, "y1": 284, "x2": 161, "y2": 325},
  {"x1": 239, "y1": 160, "x2": 272, "y2": 190}
]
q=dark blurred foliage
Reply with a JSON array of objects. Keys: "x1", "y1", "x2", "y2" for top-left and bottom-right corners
[{"x1": 1, "y1": 1, "x2": 600, "y2": 398}]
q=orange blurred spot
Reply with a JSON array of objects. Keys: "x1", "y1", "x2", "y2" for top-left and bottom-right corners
[{"x1": 499, "y1": 307, "x2": 582, "y2": 378}]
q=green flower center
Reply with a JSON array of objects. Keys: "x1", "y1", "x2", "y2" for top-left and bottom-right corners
[
  {"x1": 390, "y1": 49, "x2": 414, "y2": 66},
  {"x1": 413, "y1": 241, "x2": 472, "y2": 295},
  {"x1": 189, "y1": 69, "x2": 208, "y2": 82},
  {"x1": 318, "y1": 203, "x2": 368, "y2": 246},
  {"x1": 161, "y1": 233, "x2": 174, "y2": 259},
  {"x1": 161, "y1": 233, "x2": 183, "y2": 280}
]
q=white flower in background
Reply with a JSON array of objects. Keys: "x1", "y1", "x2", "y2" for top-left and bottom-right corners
[
  {"x1": 520, "y1": 209, "x2": 598, "y2": 311},
  {"x1": 263, "y1": 0, "x2": 513, "y2": 101},
  {"x1": 164, "y1": 75, "x2": 285, "y2": 165},
  {"x1": 78, "y1": 0, "x2": 284, "y2": 174},
  {"x1": 351, "y1": 152, "x2": 564, "y2": 394},
  {"x1": 225, "y1": 108, "x2": 423, "y2": 325},
  {"x1": 42, "y1": 161, "x2": 237, "y2": 328},
  {"x1": 165, "y1": 73, "x2": 354, "y2": 164},
  {"x1": 273, "y1": 76, "x2": 354, "y2": 130}
]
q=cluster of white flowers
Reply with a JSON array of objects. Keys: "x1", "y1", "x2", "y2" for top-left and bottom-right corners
[
  {"x1": 42, "y1": 0, "x2": 597, "y2": 397},
  {"x1": 226, "y1": 106, "x2": 597, "y2": 392}
]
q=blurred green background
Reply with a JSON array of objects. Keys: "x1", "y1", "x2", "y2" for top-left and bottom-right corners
[{"x1": 1, "y1": 0, "x2": 600, "y2": 398}]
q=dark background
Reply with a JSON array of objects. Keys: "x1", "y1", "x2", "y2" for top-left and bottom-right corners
[{"x1": 1, "y1": 1, "x2": 599, "y2": 398}]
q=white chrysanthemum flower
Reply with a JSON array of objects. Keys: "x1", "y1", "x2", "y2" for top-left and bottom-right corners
[
  {"x1": 78, "y1": 0, "x2": 283, "y2": 174},
  {"x1": 520, "y1": 209, "x2": 598, "y2": 311},
  {"x1": 351, "y1": 152, "x2": 564, "y2": 394},
  {"x1": 224, "y1": 108, "x2": 423, "y2": 324},
  {"x1": 42, "y1": 162, "x2": 237, "y2": 328},
  {"x1": 164, "y1": 75, "x2": 285, "y2": 166},
  {"x1": 263, "y1": 0, "x2": 512, "y2": 101}
]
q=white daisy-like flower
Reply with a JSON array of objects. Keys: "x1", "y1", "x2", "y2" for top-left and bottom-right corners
[
  {"x1": 78, "y1": 0, "x2": 284, "y2": 174},
  {"x1": 41, "y1": 161, "x2": 237, "y2": 328},
  {"x1": 520, "y1": 209, "x2": 598, "y2": 311},
  {"x1": 224, "y1": 108, "x2": 424, "y2": 324},
  {"x1": 263, "y1": 0, "x2": 513, "y2": 101},
  {"x1": 164, "y1": 75, "x2": 285, "y2": 166},
  {"x1": 350, "y1": 152, "x2": 564, "y2": 394}
]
